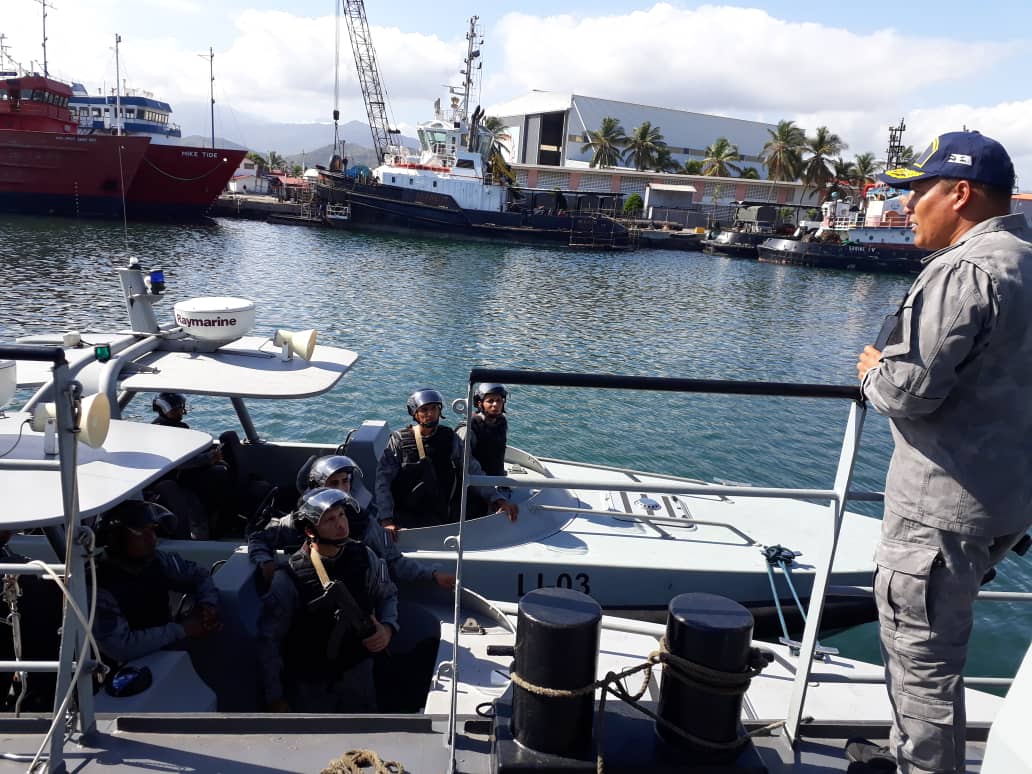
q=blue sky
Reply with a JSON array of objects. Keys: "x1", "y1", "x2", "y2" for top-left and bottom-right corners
[{"x1": 5, "y1": 1, "x2": 1032, "y2": 187}]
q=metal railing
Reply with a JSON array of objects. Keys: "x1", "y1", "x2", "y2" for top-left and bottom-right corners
[
  {"x1": 0, "y1": 344, "x2": 97, "y2": 772},
  {"x1": 443, "y1": 366, "x2": 866, "y2": 763}
]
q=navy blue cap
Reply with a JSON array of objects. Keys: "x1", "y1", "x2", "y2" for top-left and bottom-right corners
[{"x1": 878, "y1": 130, "x2": 1014, "y2": 190}]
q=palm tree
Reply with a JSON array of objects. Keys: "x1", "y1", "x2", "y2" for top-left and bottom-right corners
[
  {"x1": 481, "y1": 116, "x2": 511, "y2": 157},
  {"x1": 761, "y1": 120, "x2": 806, "y2": 181},
  {"x1": 702, "y1": 137, "x2": 742, "y2": 177},
  {"x1": 654, "y1": 147, "x2": 682, "y2": 173},
  {"x1": 246, "y1": 151, "x2": 268, "y2": 175},
  {"x1": 682, "y1": 159, "x2": 704, "y2": 175},
  {"x1": 852, "y1": 152, "x2": 878, "y2": 192},
  {"x1": 268, "y1": 151, "x2": 286, "y2": 172},
  {"x1": 739, "y1": 167, "x2": 760, "y2": 179},
  {"x1": 622, "y1": 121, "x2": 666, "y2": 171},
  {"x1": 829, "y1": 156, "x2": 856, "y2": 199},
  {"x1": 580, "y1": 117, "x2": 627, "y2": 169},
  {"x1": 801, "y1": 126, "x2": 846, "y2": 200}
]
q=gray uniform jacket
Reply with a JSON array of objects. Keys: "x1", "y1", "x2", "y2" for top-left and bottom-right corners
[
  {"x1": 862, "y1": 213, "x2": 1032, "y2": 536},
  {"x1": 94, "y1": 551, "x2": 219, "y2": 664},
  {"x1": 248, "y1": 505, "x2": 435, "y2": 585},
  {"x1": 256, "y1": 543, "x2": 398, "y2": 704},
  {"x1": 374, "y1": 425, "x2": 500, "y2": 525}
]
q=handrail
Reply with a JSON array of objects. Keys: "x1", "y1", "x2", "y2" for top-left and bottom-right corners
[{"x1": 455, "y1": 367, "x2": 869, "y2": 758}]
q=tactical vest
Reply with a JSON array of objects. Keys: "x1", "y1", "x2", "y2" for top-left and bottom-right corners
[
  {"x1": 469, "y1": 414, "x2": 508, "y2": 476},
  {"x1": 284, "y1": 541, "x2": 374, "y2": 678},
  {"x1": 97, "y1": 555, "x2": 173, "y2": 631},
  {"x1": 390, "y1": 425, "x2": 457, "y2": 527}
]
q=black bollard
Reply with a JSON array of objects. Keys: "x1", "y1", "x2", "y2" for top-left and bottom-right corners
[
  {"x1": 656, "y1": 592, "x2": 754, "y2": 761},
  {"x1": 512, "y1": 587, "x2": 601, "y2": 759}
]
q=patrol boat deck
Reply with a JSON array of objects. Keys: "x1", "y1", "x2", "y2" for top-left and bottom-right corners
[
  {"x1": 7, "y1": 261, "x2": 887, "y2": 641},
  {"x1": 0, "y1": 343, "x2": 1028, "y2": 774}
]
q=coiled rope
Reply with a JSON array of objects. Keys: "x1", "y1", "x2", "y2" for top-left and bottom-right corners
[{"x1": 321, "y1": 748, "x2": 404, "y2": 774}]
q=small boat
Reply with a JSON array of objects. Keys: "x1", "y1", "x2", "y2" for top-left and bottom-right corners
[
  {"x1": 0, "y1": 341, "x2": 1026, "y2": 774},
  {"x1": 757, "y1": 186, "x2": 929, "y2": 274},
  {"x1": 638, "y1": 227, "x2": 705, "y2": 251},
  {"x1": 9, "y1": 260, "x2": 888, "y2": 641},
  {"x1": 701, "y1": 204, "x2": 785, "y2": 258},
  {"x1": 0, "y1": 72, "x2": 150, "y2": 218}
]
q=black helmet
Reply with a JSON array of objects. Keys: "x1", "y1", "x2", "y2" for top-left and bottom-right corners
[
  {"x1": 298, "y1": 454, "x2": 364, "y2": 492},
  {"x1": 406, "y1": 389, "x2": 444, "y2": 419},
  {"x1": 152, "y1": 392, "x2": 187, "y2": 416},
  {"x1": 474, "y1": 383, "x2": 508, "y2": 410},
  {"x1": 294, "y1": 487, "x2": 361, "y2": 541},
  {"x1": 98, "y1": 500, "x2": 175, "y2": 548}
]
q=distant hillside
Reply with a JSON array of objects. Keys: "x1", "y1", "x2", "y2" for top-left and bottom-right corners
[{"x1": 180, "y1": 135, "x2": 248, "y2": 151}]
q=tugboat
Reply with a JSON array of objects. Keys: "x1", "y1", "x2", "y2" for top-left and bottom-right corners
[
  {"x1": 757, "y1": 186, "x2": 928, "y2": 274},
  {"x1": 316, "y1": 12, "x2": 632, "y2": 249}
]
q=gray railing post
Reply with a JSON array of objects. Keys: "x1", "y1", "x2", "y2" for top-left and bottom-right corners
[{"x1": 784, "y1": 399, "x2": 866, "y2": 743}]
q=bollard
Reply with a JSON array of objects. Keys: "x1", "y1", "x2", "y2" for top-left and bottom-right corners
[
  {"x1": 656, "y1": 592, "x2": 754, "y2": 761},
  {"x1": 512, "y1": 587, "x2": 601, "y2": 759}
]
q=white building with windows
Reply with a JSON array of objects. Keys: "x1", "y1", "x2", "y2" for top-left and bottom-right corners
[{"x1": 486, "y1": 91, "x2": 820, "y2": 220}]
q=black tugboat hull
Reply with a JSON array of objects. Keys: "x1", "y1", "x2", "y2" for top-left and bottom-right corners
[
  {"x1": 701, "y1": 231, "x2": 769, "y2": 258},
  {"x1": 758, "y1": 238, "x2": 927, "y2": 274},
  {"x1": 316, "y1": 176, "x2": 631, "y2": 248}
]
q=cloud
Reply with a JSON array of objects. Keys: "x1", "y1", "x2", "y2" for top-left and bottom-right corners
[{"x1": 5, "y1": 2, "x2": 1030, "y2": 187}]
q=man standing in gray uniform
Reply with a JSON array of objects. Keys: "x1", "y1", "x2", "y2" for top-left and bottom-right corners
[{"x1": 853, "y1": 131, "x2": 1032, "y2": 773}]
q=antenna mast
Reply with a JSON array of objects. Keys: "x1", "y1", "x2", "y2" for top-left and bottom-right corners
[
  {"x1": 886, "y1": 118, "x2": 907, "y2": 170},
  {"x1": 460, "y1": 16, "x2": 482, "y2": 122},
  {"x1": 341, "y1": 0, "x2": 399, "y2": 165},
  {"x1": 33, "y1": 0, "x2": 55, "y2": 77},
  {"x1": 114, "y1": 34, "x2": 122, "y2": 135}
]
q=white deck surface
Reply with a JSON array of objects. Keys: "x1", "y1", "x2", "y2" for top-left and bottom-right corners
[
  {"x1": 120, "y1": 337, "x2": 357, "y2": 398},
  {"x1": 0, "y1": 413, "x2": 212, "y2": 528}
]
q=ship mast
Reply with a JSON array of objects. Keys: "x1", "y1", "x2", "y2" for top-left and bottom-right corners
[
  {"x1": 34, "y1": 0, "x2": 54, "y2": 77},
  {"x1": 341, "y1": 0, "x2": 399, "y2": 165},
  {"x1": 114, "y1": 34, "x2": 122, "y2": 136},
  {"x1": 459, "y1": 16, "x2": 482, "y2": 122},
  {"x1": 886, "y1": 118, "x2": 907, "y2": 170}
]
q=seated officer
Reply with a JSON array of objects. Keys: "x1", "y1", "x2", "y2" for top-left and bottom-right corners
[
  {"x1": 93, "y1": 500, "x2": 222, "y2": 666},
  {"x1": 375, "y1": 389, "x2": 517, "y2": 541},
  {"x1": 248, "y1": 455, "x2": 455, "y2": 590},
  {"x1": 150, "y1": 392, "x2": 233, "y2": 539},
  {"x1": 257, "y1": 487, "x2": 398, "y2": 713}
]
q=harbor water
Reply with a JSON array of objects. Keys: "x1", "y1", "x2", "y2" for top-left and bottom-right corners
[{"x1": 1, "y1": 214, "x2": 1028, "y2": 687}]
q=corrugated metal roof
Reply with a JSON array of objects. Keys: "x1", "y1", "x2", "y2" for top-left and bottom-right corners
[{"x1": 648, "y1": 183, "x2": 697, "y2": 192}]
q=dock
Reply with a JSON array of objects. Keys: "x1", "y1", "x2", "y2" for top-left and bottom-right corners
[{"x1": 209, "y1": 194, "x2": 324, "y2": 226}]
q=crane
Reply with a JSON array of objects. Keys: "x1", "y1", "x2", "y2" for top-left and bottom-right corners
[{"x1": 341, "y1": 0, "x2": 400, "y2": 165}]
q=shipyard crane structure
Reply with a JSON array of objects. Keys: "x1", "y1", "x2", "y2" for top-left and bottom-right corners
[{"x1": 341, "y1": 0, "x2": 400, "y2": 165}]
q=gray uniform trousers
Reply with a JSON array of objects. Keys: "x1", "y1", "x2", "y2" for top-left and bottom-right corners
[{"x1": 875, "y1": 512, "x2": 1023, "y2": 773}]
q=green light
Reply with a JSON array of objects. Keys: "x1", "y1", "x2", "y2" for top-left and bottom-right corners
[{"x1": 94, "y1": 344, "x2": 112, "y2": 363}]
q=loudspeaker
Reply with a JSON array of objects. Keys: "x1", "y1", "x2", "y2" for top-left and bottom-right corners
[
  {"x1": 273, "y1": 328, "x2": 317, "y2": 361},
  {"x1": 31, "y1": 393, "x2": 111, "y2": 450}
]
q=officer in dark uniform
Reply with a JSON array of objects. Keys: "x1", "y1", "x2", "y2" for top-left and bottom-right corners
[
  {"x1": 149, "y1": 392, "x2": 233, "y2": 539},
  {"x1": 374, "y1": 389, "x2": 517, "y2": 541},
  {"x1": 257, "y1": 487, "x2": 398, "y2": 713},
  {"x1": 151, "y1": 393, "x2": 189, "y2": 428},
  {"x1": 93, "y1": 500, "x2": 221, "y2": 666},
  {"x1": 457, "y1": 383, "x2": 510, "y2": 518},
  {"x1": 249, "y1": 455, "x2": 455, "y2": 590}
]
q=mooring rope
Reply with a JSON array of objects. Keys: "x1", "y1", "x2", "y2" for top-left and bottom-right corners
[
  {"x1": 141, "y1": 156, "x2": 227, "y2": 183},
  {"x1": 510, "y1": 636, "x2": 784, "y2": 774},
  {"x1": 320, "y1": 748, "x2": 404, "y2": 774}
]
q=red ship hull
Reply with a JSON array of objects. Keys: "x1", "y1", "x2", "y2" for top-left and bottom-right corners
[
  {"x1": 0, "y1": 129, "x2": 150, "y2": 218},
  {"x1": 125, "y1": 145, "x2": 248, "y2": 219}
]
